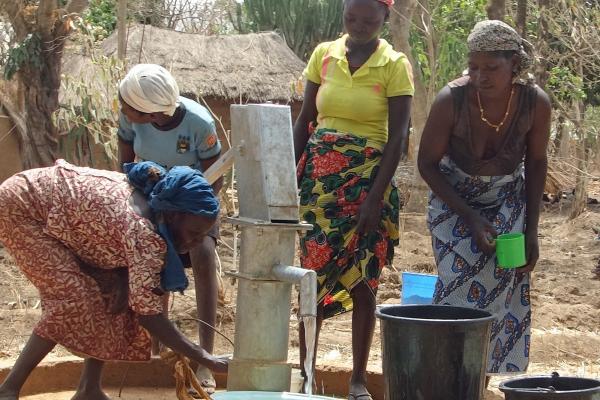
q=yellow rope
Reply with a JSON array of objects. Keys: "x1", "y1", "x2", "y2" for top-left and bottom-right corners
[{"x1": 161, "y1": 351, "x2": 214, "y2": 400}]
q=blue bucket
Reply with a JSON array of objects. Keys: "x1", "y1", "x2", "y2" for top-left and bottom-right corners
[{"x1": 401, "y1": 272, "x2": 438, "y2": 305}]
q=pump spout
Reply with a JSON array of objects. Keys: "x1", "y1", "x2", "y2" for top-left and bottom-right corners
[{"x1": 271, "y1": 264, "x2": 317, "y2": 317}]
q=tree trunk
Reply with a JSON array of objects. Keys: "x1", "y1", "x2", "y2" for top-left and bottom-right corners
[
  {"x1": 18, "y1": 32, "x2": 67, "y2": 168},
  {"x1": 570, "y1": 64, "x2": 588, "y2": 219},
  {"x1": 21, "y1": 83, "x2": 58, "y2": 168},
  {"x1": 570, "y1": 136, "x2": 588, "y2": 219},
  {"x1": 390, "y1": 0, "x2": 431, "y2": 212},
  {"x1": 117, "y1": 0, "x2": 127, "y2": 59},
  {"x1": 486, "y1": 0, "x2": 506, "y2": 20},
  {"x1": 390, "y1": 0, "x2": 427, "y2": 138},
  {"x1": 137, "y1": 0, "x2": 164, "y2": 26},
  {"x1": 516, "y1": 0, "x2": 527, "y2": 36},
  {"x1": 590, "y1": 137, "x2": 600, "y2": 173},
  {"x1": 552, "y1": 115, "x2": 566, "y2": 155},
  {"x1": 535, "y1": 0, "x2": 551, "y2": 88},
  {"x1": 1, "y1": 0, "x2": 88, "y2": 168},
  {"x1": 594, "y1": 131, "x2": 600, "y2": 173},
  {"x1": 558, "y1": 128, "x2": 571, "y2": 160}
]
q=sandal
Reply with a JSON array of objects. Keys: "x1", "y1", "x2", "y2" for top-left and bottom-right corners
[
  {"x1": 348, "y1": 393, "x2": 373, "y2": 400},
  {"x1": 195, "y1": 365, "x2": 217, "y2": 395}
]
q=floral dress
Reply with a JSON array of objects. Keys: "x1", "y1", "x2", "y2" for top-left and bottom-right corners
[{"x1": 0, "y1": 160, "x2": 166, "y2": 361}]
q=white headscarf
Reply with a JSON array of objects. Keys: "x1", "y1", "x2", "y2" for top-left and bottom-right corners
[{"x1": 119, "y1": 64, "x2": 180, "y2": 116}]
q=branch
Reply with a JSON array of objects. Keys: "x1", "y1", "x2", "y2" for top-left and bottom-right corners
[
  {"x1": 37, "y1": 0, "x2": 57, "y2": 38},
  {"x1": 0, "y1": 84, "x2": 27, "y2": 145},
  {"x1": 0, "y1": 0, "x2": 29, "y2": 39},
  {"x1": 0, "y1": 0, "x2": 23, "y2": 20},
  {"x1": 65, "y1": 0, "x2": 89, "y2": 14}
]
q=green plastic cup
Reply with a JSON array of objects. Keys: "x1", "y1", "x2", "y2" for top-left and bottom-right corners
[{"x1": 495, "y1": 233, "x2": 526, "y2": 269}]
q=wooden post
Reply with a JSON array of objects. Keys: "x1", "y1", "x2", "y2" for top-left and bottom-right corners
[
  {"x1": 203, "y1": 149, "x2": 234, "y2": 186},
  {"x1": 117, "y1": 0, "x2": 127, "y2": 60}
]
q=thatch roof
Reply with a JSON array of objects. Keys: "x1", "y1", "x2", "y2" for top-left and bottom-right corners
[{"x1": 61, "y1": 25, "x2": 305, "y2": 103}]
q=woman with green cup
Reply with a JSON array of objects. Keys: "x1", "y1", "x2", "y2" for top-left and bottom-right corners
[{"x1": 417, "y1": 20, "x2": 551, "y2": 377}]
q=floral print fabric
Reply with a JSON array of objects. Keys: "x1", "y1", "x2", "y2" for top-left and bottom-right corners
[
  {"x1": 0, "y1": 161, "x2": 166, "y2": 361},
  {"x1": 297, "y1": 129, "x2": 400, "y2": 319}
]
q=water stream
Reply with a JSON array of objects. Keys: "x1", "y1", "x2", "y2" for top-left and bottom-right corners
[{"x1": 301, "y1": 315, "x2": 316, "y2": 396}]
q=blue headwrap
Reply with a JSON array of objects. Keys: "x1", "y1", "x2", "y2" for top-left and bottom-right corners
[{"x1": 124, "y1": 161, "x2": 220, "y2": 292}]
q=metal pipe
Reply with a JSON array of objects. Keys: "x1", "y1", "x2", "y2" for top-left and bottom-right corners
[{"x1": 271, "y1": 264, "x2": 317, "y2": 318}]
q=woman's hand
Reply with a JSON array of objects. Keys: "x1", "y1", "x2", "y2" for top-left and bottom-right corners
[
  {"x1": 465, "y1": 212, "x2": 497, "y2": 255},
  {"x1": 139, "y1": 313, "x2": 227, "y2": 373},
  {"x1": 206, "y1": 354, "x2": 229, "y2": 374},
  {"x1": 518, "y1": 230, "x2": 539, "y2": 273},
  {"x1": 356, "y1": 196, "x2": 381, "y2": 234}
]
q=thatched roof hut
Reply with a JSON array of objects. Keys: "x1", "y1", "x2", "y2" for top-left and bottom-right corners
[
  {"x1": 115, "y1": 25, "x2": 305, "y2": 103},
  {"x1": 61, "y1": 25, "x2": 306, "y2": 130},
  {"x1": 56, "y1": 25, "x2": 307, "y2": 169}
]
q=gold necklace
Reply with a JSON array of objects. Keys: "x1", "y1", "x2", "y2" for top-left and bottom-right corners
[{"x1": 477, "y1": 86, "x2": 515, "y2": 133}]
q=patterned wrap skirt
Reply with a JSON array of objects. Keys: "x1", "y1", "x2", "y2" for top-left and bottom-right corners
[
  {"x1": 428, "y1": 156, "x2": 531, "y2": 374},
  {"x1": 297, "y1": 128, "x2": 400, "y2": 319}
]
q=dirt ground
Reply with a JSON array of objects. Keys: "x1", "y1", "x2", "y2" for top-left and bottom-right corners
[{"x1": 1, "y1": 200, "x2": 600, "y2": 399}]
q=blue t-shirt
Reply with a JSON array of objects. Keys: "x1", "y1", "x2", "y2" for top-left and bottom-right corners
[{"x1": 118, "y1": 96, "x2": 221, "y2": 170}]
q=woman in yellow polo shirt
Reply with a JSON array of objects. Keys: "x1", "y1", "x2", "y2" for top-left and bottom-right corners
[{"x1": 293, "y1": 0, "x2": 413, "y2": 398}]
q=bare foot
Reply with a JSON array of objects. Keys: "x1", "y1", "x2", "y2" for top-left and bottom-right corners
[{"x1": 71, "y1": 389, "x2": 111, "y2": 400}]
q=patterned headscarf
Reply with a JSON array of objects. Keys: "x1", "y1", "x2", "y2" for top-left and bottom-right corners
[
  {"x1": 124, "y1": 161, "x2": 219, "y2": 218},
  {"x1": 124, "y1": 161, "x2": 219, "y2": 292},
  {"x1": 119, "y1": 64, "x2": 180, "y2": 116},
  {"x1": 467, "y1": 20, "x2": 535, "y2": 83}
]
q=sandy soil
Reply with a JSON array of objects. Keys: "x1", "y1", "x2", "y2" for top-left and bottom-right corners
[{"x1": 2, "y1": 201, "x2": 600, "y2": 400}]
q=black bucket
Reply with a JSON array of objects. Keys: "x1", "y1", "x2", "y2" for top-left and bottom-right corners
[
  {"x1": 375, "y1": 304, "x2": 495, "y2": 400},
  {"x1": 499, "y1": 372, "x2": 600, "y2": 400}
]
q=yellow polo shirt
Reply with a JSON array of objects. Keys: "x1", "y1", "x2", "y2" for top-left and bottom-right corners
[{"x1": 304, "y1": 35, "x2": 414, "y2": 148}]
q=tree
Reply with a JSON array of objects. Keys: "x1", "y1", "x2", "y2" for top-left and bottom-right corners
[
  {"x1": 389, "y1": 0, "x2": 486, "y2": 210},
  {"x1": 389, "y1": 0, "x2": 487, "y2": 136},
  {"x1": 1, "y1": 0, "x2": 89, "y2": 168},
  {"x1": 390, "y1": 0, "x2": 425, "y2": 138},
  {"x1": 0, "y1": 15, "x2": 13, "y2": 63},
  {"x1": 231, "y1": 0, "x2": 343, "y2": 60},
  {"x1": 486, "y1": 0, "x2": 506, "y2": 19},
  {"x1": 536, "y1": 0, "x2": 551, "y2": 87},
  {"x1": 515, "y1": 0, "x2": 527, "y2": 35},
  {"x1": 536, "y1": 0, "x2": 600, "y2": 218},
  {"x1": 117, "y1": 0, "x2": 126, "y2": 58},
  {"x1": 131, "y1": 0, "x2": 164, "y2": 26},
  {"x1": 162, "y1": 0, "x2": 236, "y2": 34},
  {"x1": 84, "y1": 0, "x2": 117, "y2": 40}
]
